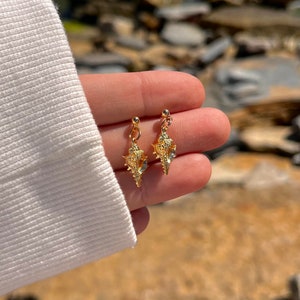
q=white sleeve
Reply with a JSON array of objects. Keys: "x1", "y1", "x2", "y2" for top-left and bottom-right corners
[{"x1": 0, "y1": 0, "x2": 136, "y2": 295}]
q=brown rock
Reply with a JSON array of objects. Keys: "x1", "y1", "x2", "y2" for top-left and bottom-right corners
[
  {"x1": 229, "y1": 96, "x2": 300, "y2": 128},
  {"x1": 240, "y1": 126, "x2": 300, "y2": 155},
  {"x1": 209, "y1": 152, "x2": 300, "y2": 187},
  {"x1": 203, "y1": 5, "x2": 300, "y2": 32}
]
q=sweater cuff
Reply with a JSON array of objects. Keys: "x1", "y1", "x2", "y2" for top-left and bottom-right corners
[{"x1": 0, "y1": 0, "x2": 136, "y2": 295}]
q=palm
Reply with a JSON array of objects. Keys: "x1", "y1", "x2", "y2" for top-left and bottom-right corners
[{"x1": 80, "y1": 71, "x2": 230, "y2": 234}]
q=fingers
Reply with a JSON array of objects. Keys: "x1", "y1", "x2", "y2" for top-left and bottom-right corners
[
  {"x1": 116, "y1": 153, "x2": 211, "y2": 211},
  {"x1": 79, "y1": 71, "x2": 205, "y2": 125},
  {"x1": 100, "y1": 107, "x2": 230, "y2": 170},
  {"x1": 130, "y1": 207, "x2": 150, "y2": 235}
]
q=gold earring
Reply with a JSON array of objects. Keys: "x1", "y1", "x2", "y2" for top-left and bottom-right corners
[
  {"x1": 153, "y1": 109, "x2": 176, "y2": 175},
  {"x1": 124, "y1": 117, "x2": 148, "y2": 187}
]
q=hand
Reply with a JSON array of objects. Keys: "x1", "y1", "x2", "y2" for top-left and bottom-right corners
[{"x1": 80, "y1": 71, "x2": 230, "y2": 235}]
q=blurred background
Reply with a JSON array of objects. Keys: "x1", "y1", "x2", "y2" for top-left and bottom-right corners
[{"x1": 3, "y1": 0, "x2": 300, "y2": 299}]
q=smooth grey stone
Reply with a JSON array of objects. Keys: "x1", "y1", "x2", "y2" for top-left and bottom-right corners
[
  {"x1": 199, "y1": 36, "x2": 231, "y2": 64},
  {"x1": 161, "y1": 22, "x2": 206, "y2": 47},
  {"x1": 76, "y1": 53, "x2": 131, "y2": 68},
  {"x1": 211, "y1": 56, "x2": 300, "y2": 111},
  {"x1": 223, "y1": 82, "x2": 261, "y2": 100},
  {"x1": 156, "y1": 3, "x2": 210, "y2": 21},
  {"x1": 216, "y1": 67, "x2": 261, "y2": 85},
  {"x1": 115, "y1": 36, "x2": 149, "y2": 51}
]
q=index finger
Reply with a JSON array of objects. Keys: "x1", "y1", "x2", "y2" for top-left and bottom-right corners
[{"x1": 79, "y1": 71, "x2": 205, "y2": 125}]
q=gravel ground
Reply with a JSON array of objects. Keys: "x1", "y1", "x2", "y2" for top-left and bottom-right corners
[{"x1": 5, "y1": 184, "x2": 300, "y2": 300}]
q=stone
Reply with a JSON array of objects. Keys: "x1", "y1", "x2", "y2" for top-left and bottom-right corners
[
  {"x1": 287, "y1": 0, "x2": 300, "y2": 12},
  {"x1": 76, "y1": 52, "x2": 132, "y2": 68},
  {"x1": 210, "y1": 56, "x2": 300, "y2": 113},
  {"x1": 288, "y1": 274, "x2": 300, "y2": 300},
  {"x1": 291, "y1": 115, "x2": 300, "y2": 141},
  {"x1": 156, "y1": 2, "x2": 211, "y2": 21},
  {"x1": 198, "y1": 36, "x2": 232, "y2": 65},
  {"x1": 115, "y1": 35, "x2": 149, "y2": 51},
  {"x1": 223, "y1": 83, "x2": 262, "y2": 101},
  {"x1": 161, "y1": 22, "x2": 206, "y2": 47},
  {"x1": 216, "y1": 67, "x2": 261, "y2": 85},
  {"x1": 203, "y1": 5, "x2": 300, "y2": 32},
  {"x1": 235, "y1": 32, "x2": 279, "y2": 56},
  {"x1": 240, "y1": 126, "x2": 300, "y2": 155},
  {"x1": 209, "y1": 152, "x2": 300, "y2": 187},
  {"x1": 244, "y1": 161, "x2": 291, "y2": 190},
  {"x1": 93, "y1": 65, "x2": 128, "y2": 73},
  {"x1": 98, "y1": 15, "x2": 134, "y2": 36},
  {"x1": 292, "y1": 153, "x2": 300, "y2": 166}
]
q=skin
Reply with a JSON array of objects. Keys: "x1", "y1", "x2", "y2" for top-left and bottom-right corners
[{"x1": 79, "y1": 71, "x2": 231, "y2": 235}]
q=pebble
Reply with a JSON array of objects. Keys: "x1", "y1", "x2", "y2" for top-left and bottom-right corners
[
  {"x1": 292, "y1": 153, "x2": 300, "y2": 166},
  {"x1": 223, "y1": 83, "x2": 261, "y2": 102},
  {"x1": 76, "y1": 52, "x2": 132, "y2": 68},
  {"x1": 115, "y1": 35, "x2": 149, "y2": 51},
  {"x1": 203, "y1": 5, "x2": 300, "y2": 30},
  {"x1": 198, "y1": 36, "x2": 231, "y2": 65},
  {"x1": 156, "y1": 2, "x2": 210, "y2": 21},
  {"x1": 161, "y1": 22, "x2": 206, "y2": 47},
  {"x1": 216, "y1": 67, "x2": 261, "y2": 85}
]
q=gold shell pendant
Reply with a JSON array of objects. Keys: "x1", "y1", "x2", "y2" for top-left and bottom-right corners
[{"x1": 124, "y1": 142, "x2": 148, "y2": 187}]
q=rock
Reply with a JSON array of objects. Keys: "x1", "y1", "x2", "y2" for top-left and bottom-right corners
[
  {"x1": 161, "y1": 22, "x2": 206, "y2": 47},
  {"x1": 98, "y1": 15, "x2": 134, "y2": 36},
  {"x1": 223, "y1": 82, "x2": 262, "y2": 101},
  {"x1": 229, "y1": 98, "x2": 300, "y2": 128},
  {"x1": 75, "y1": 52, "x2": 132, "y2": 68},
  {"x1": 211, "y1": 56, "x2": 300, "y2": 113},
  {"x1": 93, "y1": 65, "x2": 128, "y2": 73},
  {"x1": 291, "y1": 115, "x2": 300, "y2": 141},
  {"x1": 202, "y1": 5, "x2": 300, "y2": 32},
  {"x1": 240, "y1": 126, "x2": 300, "y2": 155},
  {"x1": 292, "y1": 153, "x2": 300, "y2": 166},
  {"x1": 198, "y1": 36, "x2": 232, "y2": 65},
  {"x1": 288, "y1": 274, "x2": 300, "y2": 300},
  {"x1": 235, "y1": 32, "x2": 279, "y2": 56},
  {"x1": 216, "y1": 67, "x2": 261, "y2": 85},
  {"x1": 115, "y1": 35, "x2": 149, "y2": 50},
  {"x1": 156, "y1": 2, "x2": 211, "y2": 21},
  {"x1": 209, "y1": 152, "x2": 300, "y2": 187},
  {"x1": 244, "y1": 160, "x2": 291, "y2": 189},
  {"x1": 141, "y1": 44, "x2": 171, "y2": 67},
  {"x1": 287, "y1": 0, "x2": 300, "y2": 12},
  {"x1": 215, "y1": 68, "x2": 263, "y2": 104}
]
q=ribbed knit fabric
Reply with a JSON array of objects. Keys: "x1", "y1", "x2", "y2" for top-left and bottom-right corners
[{"x1": 0, "y1": 0, "x2": 136, "y2": 295}]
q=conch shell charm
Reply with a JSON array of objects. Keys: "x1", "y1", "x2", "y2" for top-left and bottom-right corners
[
  {"x1": 153, "y1": 109, "x2": 176, "y2": 175},
  {"x1": 124, "y1": 117, "x2": 148, "y2": 187}
]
